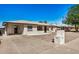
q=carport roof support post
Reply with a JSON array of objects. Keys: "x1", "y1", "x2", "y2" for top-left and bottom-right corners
[{"x1": 3, "y1": 28, "x2": 7, "y2": 36}]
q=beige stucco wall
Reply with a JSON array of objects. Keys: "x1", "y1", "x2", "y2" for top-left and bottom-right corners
[
  {"x1": 6, "y1": 23, "x2": 14, "y2": 35},
  {"x1": 38, "y1": 26, "x2": 52, "y2": 33},
  {"x1": 5, "y1": 23, "x2": 24, "y2": 35},
  {"x1": 22, "y1": 25, "x2": 28, "y2": 35},
  {"x1": 23, "y1": 24, "x2": 38, "y2": 35},
  {"x1": 49, "y1": 26, "x2": 52, "y2": 31},
  {"x1": 4, "y1": 23, "x2": 54, "y2": 35},
  {"x1": 52, "y1": 27, "x2": 57, "y2": 32},
  {"x1": 17, "y1": 24, "x2": 24, "y2": 34},
  {"x1": 23, "y1": 25, "x2": 53, "y2": 35},
  {"x1": 32, "y1": 25, "x2": 37, "y2": 31},
  {"x1": 5, "y1": 24, "x2": 38, "y2": 35}
]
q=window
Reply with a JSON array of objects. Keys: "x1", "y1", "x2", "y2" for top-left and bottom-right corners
[
  {"x1": 37, "y1": 26, "x2": 43, "y2": 31},
  {"x1": 27, "y1": 25, "x2": 32, "y2": 31}
]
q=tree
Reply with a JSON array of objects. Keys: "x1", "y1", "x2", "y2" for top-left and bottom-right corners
[
  {"x1": 44, "y1": 21, "x2": 47, "y2": 24},
  {"x1": 39, "y1": 21, "x2": 43, "y2": 23},
  {"x1": 39, "y1": 21, "x2": 48, "y2": 24},
  {"x1": 64, "y1": 5, "x2": 79, "y2": 31}
]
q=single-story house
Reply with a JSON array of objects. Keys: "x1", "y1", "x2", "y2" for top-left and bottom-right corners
[
  {"x1": 2, "y1": 20, "x2": 56, "y2": 36},
  {"x1": 56, "y1": 24, "x2": 74, "y2": 31}
]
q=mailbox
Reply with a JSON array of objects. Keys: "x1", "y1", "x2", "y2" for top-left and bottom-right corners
[{"x1": 54, "y1": 30, "x2": 65, "y2": 44}]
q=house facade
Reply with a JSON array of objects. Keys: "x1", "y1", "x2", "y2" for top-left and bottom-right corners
[{"x1": 2, "y1": 20, "x2": 56, "y2": 36}]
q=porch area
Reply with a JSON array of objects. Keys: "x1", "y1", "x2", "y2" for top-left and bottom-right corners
[{"x1": 3, "y1": 23, "x2": 54, "y2": 36}]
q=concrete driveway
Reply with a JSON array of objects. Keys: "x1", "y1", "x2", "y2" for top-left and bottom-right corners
[
  {"x1": 0, "y1": 33, "x2": 55, "y2": 54},
  {"x1": 0, "y1": 32, "x2": 79, "y2": 54}
]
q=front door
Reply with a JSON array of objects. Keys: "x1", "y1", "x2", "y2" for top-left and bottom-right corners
[{"x1": 14, "y1": 26, "x2": 18, "y2": 34}]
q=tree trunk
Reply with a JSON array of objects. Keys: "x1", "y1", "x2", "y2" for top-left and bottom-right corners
[{"x1": 75, "y1": 24, "x2": 78, "y2": 32}]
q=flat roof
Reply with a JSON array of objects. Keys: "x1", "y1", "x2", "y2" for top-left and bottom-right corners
[{"x1": 3, "y1": 20, "x2": 51, "y2": 26}]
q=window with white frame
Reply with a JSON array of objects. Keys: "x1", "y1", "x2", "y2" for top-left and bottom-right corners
[{"x1": 27, "y1": 25, "x2": 33, "y2": 31}]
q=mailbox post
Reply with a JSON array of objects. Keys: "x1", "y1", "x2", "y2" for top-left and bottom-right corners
[{"x1": 54, "y1": 30, "x2": 65, "y2": 45}]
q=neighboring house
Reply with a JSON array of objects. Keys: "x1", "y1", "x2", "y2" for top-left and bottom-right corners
[
  {"x1": 2, "y1": 20, "x2": 56, "y2": 35},
  {"x1": 57, "y1": 24, "x2": 74, "y2": 32}
]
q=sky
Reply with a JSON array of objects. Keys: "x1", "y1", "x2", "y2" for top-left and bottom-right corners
[{"x1": 0, "y1": 4, "x2": 74, "y2": 25}]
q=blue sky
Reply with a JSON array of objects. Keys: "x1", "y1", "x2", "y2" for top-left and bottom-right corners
[{"x1": 0, "y1": 4, "x2": 74, "y2": 25}]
